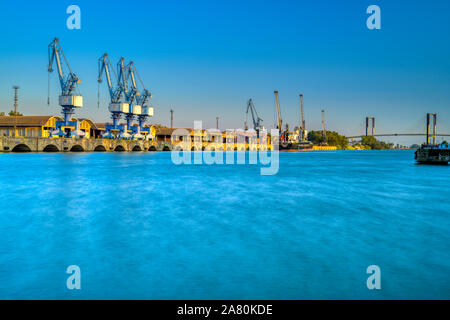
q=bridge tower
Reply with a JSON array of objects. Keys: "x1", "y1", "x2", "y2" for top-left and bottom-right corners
[
  {"x1": 426, "y1": 113, "x2": 437, "y2": 145},
  {"x1": 365, "y1": 117, "x2": 375, "y2": 136}
]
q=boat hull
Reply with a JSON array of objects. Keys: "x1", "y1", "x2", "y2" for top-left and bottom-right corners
[{"x1": 415, "y1": 146, "x2": 450, "y2": 164}]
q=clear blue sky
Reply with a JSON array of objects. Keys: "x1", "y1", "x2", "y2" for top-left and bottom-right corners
[{"x1": 0, "y1": 0, "x2": 449, "y2": 144}]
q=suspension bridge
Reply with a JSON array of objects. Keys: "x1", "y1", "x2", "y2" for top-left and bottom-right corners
[{"x1": 347, "y1": 113, "x2": 450, "y2": 143}]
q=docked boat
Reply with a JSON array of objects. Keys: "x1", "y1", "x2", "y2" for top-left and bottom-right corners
[
  {"x1": 280, "y1": 141, "x2": 313, "y2": 150},
  {"x1": 415, "y1": 144, "x2": 450, "y2": 164}
]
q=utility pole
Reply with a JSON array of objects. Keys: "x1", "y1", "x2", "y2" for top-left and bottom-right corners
[
  {"x1": 13, "y1": 86, "x2": 19, "y2": 114},
  {"x1": 216, "y1": 117, "x2": 219, "y2": 130},
  {"x1": 12, "y1": 86, "x2": 19, "y2": 137},
  {"x1": 170, "y1": 109, "x2": 173, "y2": 128},
  {"x1": 321, "y1": 109, "x2": 327, "y2": 144}
]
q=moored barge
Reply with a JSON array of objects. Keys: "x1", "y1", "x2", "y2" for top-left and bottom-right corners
[{"x1": 415, "y1": 144, "x2": 450, "y2": 165}]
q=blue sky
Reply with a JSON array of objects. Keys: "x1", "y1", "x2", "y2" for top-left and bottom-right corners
[{"x1": 0, "y1": 0, "x2": 449, "y2": 144}]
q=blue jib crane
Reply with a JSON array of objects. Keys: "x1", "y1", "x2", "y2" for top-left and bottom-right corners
[
  {"x1": 117, "y1": 57, "x2": 139, "y2": 138},
  {"x1": 98, "y1": 53, "x2": 129, "y2": 138},
  {"x1": 126, "y1": 61, "x2": 154, "y2": 140},
  {"x1": 48, "y1": 38, "x2": 83, "y2": 137}
]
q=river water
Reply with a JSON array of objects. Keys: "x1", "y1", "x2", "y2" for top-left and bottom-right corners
[{"x1": 0, "y1": 150, "x2": 449, "y2": 299}]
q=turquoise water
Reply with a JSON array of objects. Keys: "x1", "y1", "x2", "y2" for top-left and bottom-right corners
[{"x1": 0, "y1": 150, "x2": 449, "y2": 299}]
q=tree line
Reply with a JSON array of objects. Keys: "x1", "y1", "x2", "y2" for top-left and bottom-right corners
[
  {"x1": 307, "y1": 130, "x2": 394, "y2": 150},
  {"x1": 0, "y1": 110, "x2": 23, "y2": 116}
]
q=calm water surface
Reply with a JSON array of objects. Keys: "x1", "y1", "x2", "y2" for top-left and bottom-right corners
[{"x1": 0, "y1": 150, "x2": 449, "y2": 299}]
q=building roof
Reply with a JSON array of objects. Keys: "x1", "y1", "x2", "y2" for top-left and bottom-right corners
[
  {"x1": 156, "y1": 127, "x2": 177, "y2": 135},
  {"x1": 77, "y1": 118, "x2": 98, "y2": 130},
  {"x1": 0, "y1": 116, "x2": 61, "y2": 127},
  {"x1": 95, "y1": 123, "x2": 107, "y2": 130}
]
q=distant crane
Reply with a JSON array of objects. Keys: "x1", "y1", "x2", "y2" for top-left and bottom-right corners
[
  {"x1": 127, "y1": 61, "x2": 154, "y2": 139},
  {"x1": 274, "y1": 91, "x2": 282, "y2": 132},
  {"x1": 98, "y1": 53, "x2": 129, "y2": 138},
  {"x1": 274, "y1": 90, "x2": 288, "y2": 142},
  {"x1": 299, "y1": 94, "x2": 306, "y2": 141},
  {"x1": 48, "y1": 38, "x2": 83, "y2": 137},
  {"x1": 245, "y1": 99, "x2": 263, "y2": 133},
  {"x1": 321, "y1": 109, "x2": 327, "y2": 144}
]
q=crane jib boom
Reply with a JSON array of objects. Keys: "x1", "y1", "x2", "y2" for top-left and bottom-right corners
[
  {"x1": 274, "y1": 90, "x2": 282, "y2": 130},
  {"x1": 127, "y1": 62, "x2": 153, "y2": 116},
  {"x1": 117, "y1": 58, "x2": 139, "y2": 107},
  {"x1": 128, "y1": 63, "x2": 152, "y2": 107},
  {"x1": 48, "y1": 38, "x2": 81, "y2": 97},
  {"x1": 128, "y1": 62, "x2": 138, "y2": 92},
  {"x1": 246, "y1": 99, "x2": 263, "y2": 132},
  {"x1": 98, "y1": 54, "x2": 124, "y2": 103}
]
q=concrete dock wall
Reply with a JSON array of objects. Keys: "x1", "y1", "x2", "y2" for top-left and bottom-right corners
[{"x1": 0, "y1": 137, "x2": 173, "y2": 152}]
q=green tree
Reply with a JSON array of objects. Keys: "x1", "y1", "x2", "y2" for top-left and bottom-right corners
[
  {"x1": 326, "y1": 131, "x2": 348, "y2": 149},
  {"x1": 360, "y1": 136, "x2": 391, "y2": 150},
  {"x1": 8, "y1": 110, "x2": 23, "y2": 116},
  {"x1": 307, "y1": 130, "x2": 324, "y2": 145},
  {"x1": 0, "y1": 112, "x2": 5, "y2": 116},
  {"x1": 307, "y1": 130, "x2": 348, "y2": 149}
]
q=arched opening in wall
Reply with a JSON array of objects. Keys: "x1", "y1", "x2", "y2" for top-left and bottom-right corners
[
  {"x1": 234, "y1": 147, "x2": 238, "y2": 151},
  {"x1": 70, "y1": 145, "x2": 84, "y2": 152},
  {"x1": 43, "y1": 144, "x2": 59, "y2": 152},
  {"x1": 12, "y1": 144, "x2": 31, "y2": 152},
  {"x1": 191, "y1": 147, "x2": 196, "y2": 151},
  {"x1": 202, "y1": 147, "x2": 205, "y2": 151},
  {"x1": 132, "y1": 145, "x2": 142, "y2": 152},
  {"x1": 114, "y1": 145, "x2": 125, "y2": 152},
  {"x1": 162, "y1": 146, "x2": 171, "y2": 151},
  {"x1": 149, "y1": 146, "x2": 157, "y2": 152},
  {"x1": 94, "y1": 145, "x2": 106, "y2": 152}
]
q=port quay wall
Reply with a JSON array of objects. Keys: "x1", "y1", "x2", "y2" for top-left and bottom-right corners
[
  {"x1": 0, "y1": 136, "x2": 171, "y2": 152},
  {"x1": 0, "y1": 137, "x2": 336, "y2": 153}
]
